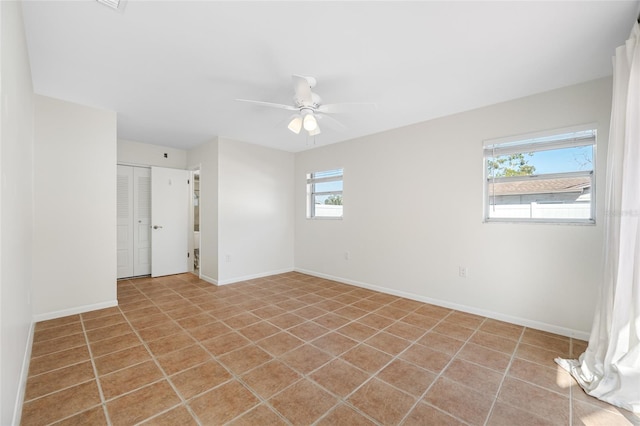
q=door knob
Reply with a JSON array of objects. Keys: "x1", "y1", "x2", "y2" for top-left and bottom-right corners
[{"x1": 152, "y1": 225, "x2": 163, "y2": 229}]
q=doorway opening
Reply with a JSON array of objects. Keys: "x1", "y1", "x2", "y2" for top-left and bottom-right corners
[
  {"x1": 193, "y1": 169, "x2": 200, "y2": 275},
  {"x1": 117, "y1": 165, "x2": 192, "y2": 279}
]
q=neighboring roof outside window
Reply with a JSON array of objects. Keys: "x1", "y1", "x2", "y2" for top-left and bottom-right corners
[{"x1": 490, "y1": 176, "x2": 590, "y2": 197}]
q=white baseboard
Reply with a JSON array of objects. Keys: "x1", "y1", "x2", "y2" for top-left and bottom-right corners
[
  {"x1": 12, "y1": 320, "x2": 35, "y2": 426},
  {"x1": 32, "y1": 300, "x2": 118, "y2": 323},
  {"x1": 199, "y1": 273, "x2": 218, "y2": 286},
  {"x1": 216, "y1": 267, "x2": 295, "y2": 286},
  {"x1": 294, "y1": 268, "x2": 590, "y2": 341}
]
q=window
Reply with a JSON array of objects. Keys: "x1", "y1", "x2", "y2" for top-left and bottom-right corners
[
  {"x1": 307, "y1": 168, "x2": 343, "y2": 218},
  {"x1": 483, "y1": 126, "x2": 596, "y2": 224}
]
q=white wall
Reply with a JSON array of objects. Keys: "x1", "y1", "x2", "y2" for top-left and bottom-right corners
[
  {"x1": 218, "y1": 138, "x2": 294, "y2": 284},
  {"x1": 33, "y1": 95, "x2": 117, "y2": 319},
  {"x1": 187, "y1": 138, "x2": 219, "y2": 283},
  {"x1": 295, "y1": 78, "x2": 612, "y2": 338},
  {"x1": 118, "y1": 138, "x2": 187, "y2": 169},
  {"x1": 0, "y1": 2, "x2": 35, "y2": 424}
]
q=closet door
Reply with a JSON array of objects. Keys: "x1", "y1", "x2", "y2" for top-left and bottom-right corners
[
  {"x1": 133, "y1": 167, "x2": 151, "y2": 276},
  {"x1": 117, "y1": 165, "x2": 152, "y2": 279},
  {"x1": 117, "y1": 165, "x2": 134, "y2": 279}
]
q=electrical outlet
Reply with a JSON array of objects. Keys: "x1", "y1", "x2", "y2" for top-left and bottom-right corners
[
  {"x1": 344, "y1": 251, "x2": 350, "y2": 261},
  {"x1": 459, "y1": 266, "x2": 467, "y2": 278},
  {"x1": 225, "y1": 254, "x2": 231, "y2": 263}
]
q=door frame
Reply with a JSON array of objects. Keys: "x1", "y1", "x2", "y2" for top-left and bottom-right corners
[{"x1": 189, "y1": 165, "x2": 201, "y2": 277}]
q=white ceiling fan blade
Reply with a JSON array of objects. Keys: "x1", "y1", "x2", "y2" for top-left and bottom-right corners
[
  {"x1": 318, "y1": 102, "x2": 377, "y2": 114},
  {"x1": 236, "y1": 99, "x2": 298, "y2": 111},
  {"x1": 292, "y1": 75, "x2": 313, "y2": 105},
  {"x1": 317, "y1": 114, "x2": 346, "y2": 131}
]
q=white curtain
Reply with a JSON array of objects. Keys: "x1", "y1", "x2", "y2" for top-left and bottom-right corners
[{"x1": 556, "y1": 22, "x2": 640, "y2": 413}]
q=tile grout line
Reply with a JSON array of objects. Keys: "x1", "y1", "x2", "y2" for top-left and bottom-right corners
[
  {"x1": 80, "y1": 311, "x2": 114, "y2": 426},
  {"x1": 306, "y1": 307, "x2": 464, "y2": 425},
  {"x1": 228, "y1": 310, "x2": 363, "y2": 423},
  {"x1": 485, "y1": 329, "x2": 582, "y2": 425},
  {"x1": 216, "y1": 281, "x2": 378, "y2": 425},
  {"x1": 22, "y1": 347, "x2": 87, "y2": 382},
  {"x1": 569, "y1": 337, "x2": 575, "y2": 426},
  {"x1": 131, "y1": 274, "x2": 292, "y2": 426},
  {"x1": 28, "y1": 273, "x2": 591, "y2": 426},
  {"x1": 39, "y1": 277, "x2": 339, "y2": 425},
  {"x1": 413, "y1": 315, "x2": 530, "y2": 424},
  {"x1": 145, "y1": 277, "x2": 295, "y2": 424},
  {"x1": 279, "y1": 292, "x2": 420, "y2": 426},
  {"x1": 192, "y1": 281, "x2": 302, "y2": 425},
  {"x1": 396, "y1": 312, "x2": 485, "y2": 426},
  {"x1": 286, "y1": 299, "x2": 498, "y2": 425},
  {"x1": 336, "y1": 314, "x2": 442, "y2": 422},
  {"x1": 130, "y1": 276, "x2": 229, "y2": 423},
  {"x1": 198, "y1": 278, "x2": 323, "y2": 426},
  {"x1": 23, "y1": 322, "x2": 108, "y2": 424},
  {"x1": 96, "y1": 282, "x2": 186, "y2": 424},
  {"x1": 481, "y1": 324, "x2": 527, "y2": 426},
  {"x1": 122, "y1": 276, "x2": 206, "y2": 426},
  {"x1": 208, "y1": 283, "x2": 413, "y2": 425},
  {"x1": 21, "y1": 321, "x2": 103, "y2": 425}
]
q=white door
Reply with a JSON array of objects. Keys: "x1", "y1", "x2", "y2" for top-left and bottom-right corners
[
  {"x1": 151, "y1": 166, "x2": 190, "y2": 277},
  {"x1": 117, "y1": 165, "x2": 134, "y2": 279},
  {"x1": 133, "y1": 167, "x2": 151, "y2": 276},
  {"x1": 117, "y1": 165, "x2": 152, "y2": 279}
]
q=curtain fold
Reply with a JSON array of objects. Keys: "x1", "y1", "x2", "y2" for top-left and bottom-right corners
[{"x1": 556, "y1": 22, "x2": 640, "y2": 414}]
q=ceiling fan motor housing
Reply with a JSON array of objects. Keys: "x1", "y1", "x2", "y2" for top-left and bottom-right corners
[{"x1": 295, "y1": 92, "x2": 322, "y2": 110}]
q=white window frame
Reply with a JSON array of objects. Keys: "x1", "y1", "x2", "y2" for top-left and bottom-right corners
[
  {"x1": 306, "y1": 168, "x2": 343, "y2": 219},
  {"x1": 483, "y1": 124, "x2": 597, "y2": 225}
]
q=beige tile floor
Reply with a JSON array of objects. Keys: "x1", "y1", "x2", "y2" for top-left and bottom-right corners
[{"x1": 21, "y1": 272, "x2": 639, "y2": 425}]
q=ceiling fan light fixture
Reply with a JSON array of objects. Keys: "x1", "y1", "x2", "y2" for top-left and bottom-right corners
[
  {"x1": 237, "y1": 75, "x2": 357, "y2": 139},
  {"x1": 287, "y1": 115, "x2": 302, "y2": 134},
  {"x1": 309, "y1": 125, "x2": 321, "y2": 136},
  {"x1": 303, "y1": 113, "x2": 318, "y2": 132}
]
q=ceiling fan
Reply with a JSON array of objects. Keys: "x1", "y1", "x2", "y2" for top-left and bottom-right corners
[{"x1": 236, "y1": 75, "x2": 375, "y2": 137}]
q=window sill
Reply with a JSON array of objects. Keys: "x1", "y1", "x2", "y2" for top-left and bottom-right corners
[{"x1": 484, "y1": 218, "x2": 595, "y2": 226}]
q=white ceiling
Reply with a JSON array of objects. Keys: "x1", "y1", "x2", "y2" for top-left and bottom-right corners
[{"x1": 21, "y1": 1, "x2": 640, "y2": 153}]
